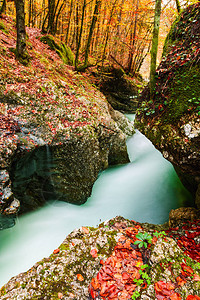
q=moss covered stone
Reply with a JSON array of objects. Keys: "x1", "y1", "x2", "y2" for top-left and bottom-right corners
[
  {"x1": 40, "y1": 35, "x2": 74, "y2": 65},
  {"x1": 136, "y1": 2, "x2": 200, "y2": 202}
]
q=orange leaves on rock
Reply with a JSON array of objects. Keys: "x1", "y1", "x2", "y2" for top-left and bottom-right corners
[
  {"x1": 82, "y1": 226, "x2": 89, "y2": 234},
  {"x1": 91, "y1": 277, "x2": 100, "y2": 290},
  {"x1": 181, "y1": 263, "x2": 194, "y2": 276},
  {"x1": 155, "y1": 281, "x2": 174, "y2": 292},
  {"x1": 89, "y1": 224, "x2": 144, "y2": 299},
  {"x1": 122, "y1": 272, "x2": 129, "y2": 280},
  {"x1": 176, "y1": 276, "x2": 186, "y2": 287},
  {"x1": 170, "y1": 292, "x2": 182, "y2": 300},
  {"x1": 58, "y1": 292, "x2": 63, "y2": 299},
  {"x1": 90, "y1": 248, "x2": 98, "y2": 258},
  {"x1": 154, "y1": 281, "x2": 178, "y2": 299},
  {"x1": 186, "y1": 296, "x2": 200, "y2": 300},
  {"x1": 193, "y1": 274, "x2": 200, "y2": 281},
  {"x1": 77, "y1": 273, "x2": 84, "y2": 281},
  {"x1": 166, "y1": 220, "x2": 200, "y2": 262},
  {"x1": 53, "y1": 248, "x2": 60, "y2": 254}
]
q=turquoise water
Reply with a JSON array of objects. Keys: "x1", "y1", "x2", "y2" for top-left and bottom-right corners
[{"x1": 0, "y1": 120, "x2": 191, "y2": 287}]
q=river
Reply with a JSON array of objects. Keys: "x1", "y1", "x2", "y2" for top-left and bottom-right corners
[{"x1": 0, "y1": 116, "x2": 192, "y2": 287}]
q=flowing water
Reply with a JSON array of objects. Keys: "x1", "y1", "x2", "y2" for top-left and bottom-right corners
[{"x1": 0, "y1": 116, "x2": 192, "y2": 287}]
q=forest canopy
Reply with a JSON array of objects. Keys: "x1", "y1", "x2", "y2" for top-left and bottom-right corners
[{"x1": 0, "y1": 0, "x2": 198, "y2": 75}]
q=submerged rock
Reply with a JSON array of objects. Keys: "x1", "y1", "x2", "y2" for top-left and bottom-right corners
[{"x1": 136, "y1": 3, "x2": 200, "y2": 205}]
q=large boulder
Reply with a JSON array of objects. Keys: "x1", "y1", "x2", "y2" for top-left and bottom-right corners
[
  {"x1": 1, "y1": 217, "x2": 200, "y2": 299},
  {"x1": 0, "y1": 89, "x2": 134, "y2": 221},
  {"x1": 136, "y1": 3, "x2": 200, "y2": 204},
  {"x1": 0, "y1": 17, "x2": 134, "y2": 228}
]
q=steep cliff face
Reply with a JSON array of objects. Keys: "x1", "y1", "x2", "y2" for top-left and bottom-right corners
[
  {"x1": 136, "y1": 3, "x2": 200, "y2": 203},
  {"x1": 0, "y1": 16, "x2": 134, "y2": 228}
]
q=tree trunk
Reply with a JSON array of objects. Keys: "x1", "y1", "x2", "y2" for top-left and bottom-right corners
[
  {"x1": 84, "y1": 0, "x2": 101, "y2": 67},
  {"x1": 75, "y1": 0, "x2": 86, "y2": 70},
  {"x1": 0, "y1": 0, "x2": 6, "y2": 16},
  {"x1": 28, "y1": 0, "x2": 32, "y2": 27},
  {"x1": 101, "y1": 0, "x2": 117, "y2": 67},
  {"x1": 149, "y1": 0, "x2": 162, "y2": 99},
  {"x1": 47, "y1": 0, "x2": 56, "y2": 34},
  {"x1": 65, "y1": 0, "x2": 73, "y2": 45},
  {"x1": 14, "y1": 0, "x2": 29, "y2": 65},
  {"x1": 175, "y1": 0, "x2": 181, "y2": 13},
  {"x1": 127, "y1": 0, "x2": 139, "y2": 74}
]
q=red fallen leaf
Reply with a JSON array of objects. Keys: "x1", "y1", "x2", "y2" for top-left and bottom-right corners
[
  {"x1": 156, "y1": 295, "x2": 167, "y2": 300},
  {"x1": 82, "y1": 226, "x2": 89, "y2": 234},
  {"x1": 91, "y1": 277, "x2": 99, "y2": 290},
  {"x1": 131, "y1": 267, "x2": 140, "y2": 280},
  {"x1": 152, "y1": 236, "x2": 158, "y2": 244},
  {"x1": 90, "y1": 248, "x2": 98, "y2": 258},
  {"x1": 155, "y1": 281, "x2": 167, "y2": 292},
  {"x1": 176, "y1": 276, "x2": 186, "y2": 286},
  {"x1": 100, "y1": 259, "x2": 104, "y2": 265},
  {"x1": 106, "y1": 256, "x2": 117, "y2": 268},
  {"x1": 193, "y1": 274, "x2": 200, "y2": 281},
  {"x1": 103, "y1": 266, "x2": 113, "y2": 276},
  {"x1": 170, "y1": 292, "x2": 182, "y2": 300},
  {"x1": 58, "y1": 292, "x2": 63, "y2": 299},
  {"x1": 100, "y1": 282, "x2": 109, "y2": 297},
  {"x1": 141, "y1": 282, "x2": 147, "y2": 289},
  {"x1": 122, "y1": 272, "x2": 130, "y2": 280},
  {"x1": 125, "y1": 283, "x2": 137, "y2": 293},
  {"x1": 186, "y1": 296, "x2": 200, "y2": 300},
  {"x1": 77, "y1": 274, "x2": 84, "y2": 281},
  {"x1": 181, "y1": 263, "x2": 194, "y2": 275},
  {"x1": 90, "y1": 288, "x2": 96, "y2": 299},
  {"x1": 166, "y1": 282, "x2": 175, "y2": 290},
  {"x1": 53, "y1": 248, "x2": 60, "y2": 254},
  {"x1": 114, "y1": 273, "x2": 122, "y2": 279}
]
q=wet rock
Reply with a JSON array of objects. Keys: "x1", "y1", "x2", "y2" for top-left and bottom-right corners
[
  {"x1": 3, "y1": 198, "x2": 20, "y2": 215},
  {"x1": 10, "y1": 111, "x2": 134, "y2": 213},
  {"x1": 169, "y1": 207, "x2": 200, "y2": 227},
  {"x1": 0, "y1": 170, "x2": 20, "y2": 220},
  {"x1": 99, "y1": 67, "x2": 141, "y2": 113}
]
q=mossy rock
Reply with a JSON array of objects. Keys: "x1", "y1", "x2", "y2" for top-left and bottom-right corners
[
  {"x1": 136, "y1": 2, "x2": 200, "y2": 199},
  {"x1": 40, "y1": 35, "x2": 74, "y2": 65}
]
